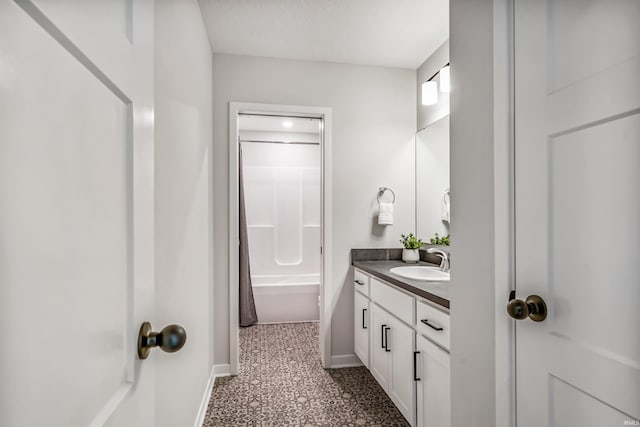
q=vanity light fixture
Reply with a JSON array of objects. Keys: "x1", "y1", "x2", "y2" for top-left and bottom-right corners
[
  {"x1": 439, "y1": 65, "x2": 450, "y2": 93},
  {"x1": 421, "y1": 81, "x2": 438, "y2": 106},
  {"x1": 422, "y1": 63, "x2": 451, "y2": 105}
]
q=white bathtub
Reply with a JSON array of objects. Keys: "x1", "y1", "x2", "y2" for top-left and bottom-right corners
[{"x1": 251, "y1": 274, "x2": 320, "y2": 324}]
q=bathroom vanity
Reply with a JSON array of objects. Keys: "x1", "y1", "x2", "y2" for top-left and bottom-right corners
[{"x1": 352, "y1": 252, "x2": 450, "y2": 427}]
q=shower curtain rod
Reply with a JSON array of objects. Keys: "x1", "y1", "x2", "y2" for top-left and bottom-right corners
[
  {"x1": 239, "y1": 139, "x2": 320, "y2": 146},
  {"x1": 238, "y1": 112, "x2": 322, "y2": 120}
]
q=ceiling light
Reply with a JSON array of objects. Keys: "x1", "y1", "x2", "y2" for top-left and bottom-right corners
[
  {"x1": 421, "y1": 81, "x2": 438, "y2": 106},
  {"x1": 282, "y1": 120, "x2": 293, "y2": 128},
  {"x1": 440, "y1": 65, "x2": 450, "y2": 93}
]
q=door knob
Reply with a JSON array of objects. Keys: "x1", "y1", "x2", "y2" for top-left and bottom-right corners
[
  {"x1": 506, "y1": 292, "x2": 547, "y2": 322},
  {"x1": 137, "y1": 322, "x2": 187, "y2": 359}
]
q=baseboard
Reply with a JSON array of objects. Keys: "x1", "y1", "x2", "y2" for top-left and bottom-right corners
[
  {"x1": 213, "y1": 364, "x2": 231, "y2": 377},
  {"x1": 257, "y1": 320, "x2": 320, "y2": 325},
  {"x1": 193, "y1": 365, "x2": 216, "y2": 427},
  {"x1": 193, "y1": 364, "x2": 233, "y2": 426},
  {"x1": 330, "y1": 354, "x2": 363, "y2": 368}
]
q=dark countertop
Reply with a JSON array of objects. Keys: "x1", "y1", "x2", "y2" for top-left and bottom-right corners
[{"x1": 352, "y1": 260, "x2": 450, "y2": 309}]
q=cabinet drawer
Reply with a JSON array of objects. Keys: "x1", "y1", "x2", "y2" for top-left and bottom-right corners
[
  {"x1": 370, "y1": 277, "x2": 414, "y2": 325},
  {"x1": 416, "y1": 299, "x2": 450, "y2": 351},
  {"x1": 354, "y1": 268, "x2": 370, "y2": 296}
]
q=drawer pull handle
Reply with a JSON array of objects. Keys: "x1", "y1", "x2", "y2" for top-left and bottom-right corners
[
  {"x1": 421, "y1": 319, "x2": 444, "y2": 331},
  {"x1": 381, "y1": 324, "x2": 387, "y2": 348},
  {"x1": 362, "y1": 308, "x2": 367, "y2": 329},
  {"x1": 354, "y1": 279, "x2": 365, "y2": 286},
  {"x1": 413, "y1": 351, "x2": 421, "y2": 381},
  {"x1": 384, "y1": 327, "x2": 391, "y2": 352}
]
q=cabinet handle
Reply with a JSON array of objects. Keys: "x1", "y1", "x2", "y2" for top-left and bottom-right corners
[
  {"x1": 420, "y1": 319, "x2": 444, "y2": 331},
  {"x1": 354, "y1": 279, "x2": 365, "y2": 286},
  {"x1": 362, "y1": 308, "x2": 367, "y2": 329},
  {"x1": 413, "y1": 351, "x2": 421, "y2": 381},
  {"x1": 381, "y1": 324, "x2": 387, "y2": 348},
  {"x1": 384, "y1": 327, "x2": 391, "y2": 352}
]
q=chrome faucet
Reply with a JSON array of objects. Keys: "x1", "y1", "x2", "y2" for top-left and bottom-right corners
[{"x1": 427, "y1": 248, "x2": 450, "y2": 273}]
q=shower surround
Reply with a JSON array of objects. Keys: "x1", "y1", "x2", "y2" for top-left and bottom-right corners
[{"x1": 242, "y1": 141, "x2": 320, "y2": 323}]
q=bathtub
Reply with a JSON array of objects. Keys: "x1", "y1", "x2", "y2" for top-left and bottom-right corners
[{"x1": 251, "y1": 274, "x2": 320, "y2": 324}]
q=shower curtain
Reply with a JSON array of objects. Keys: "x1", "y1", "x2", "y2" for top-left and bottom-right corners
[{"x1": 239, "y1": 145, "x2": 258, "y2": 327}]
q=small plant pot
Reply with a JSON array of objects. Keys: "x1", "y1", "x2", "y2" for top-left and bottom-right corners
[{"x1": 402, "y1": 248, "x2": 420, "y2": 263}]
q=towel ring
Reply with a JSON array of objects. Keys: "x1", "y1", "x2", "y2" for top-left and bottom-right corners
[{"x1": 377, "y1": 187, "x2": 395, "y2": 204}]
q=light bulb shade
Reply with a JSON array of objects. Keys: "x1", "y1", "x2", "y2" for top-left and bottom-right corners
[
  {"x1": 440, "y1": 65, "x2": 450, "y2": 93},
  {"x1": 421, "y1": 81, "x2": 438, "y2": 105}
]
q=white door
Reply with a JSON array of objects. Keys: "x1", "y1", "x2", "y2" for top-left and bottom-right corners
[
  {"x1": 370, "y1": 303, "x2": 391, "y2": 391},
  {"x1": 514, "y1": 1, "x2": 640, "y2": 426},
  {"x1": 387, "y1": 315, "x2": 415, "y2": 426},
  {"x1": 0, "y1": 1, "x2": 155, "y2": 426},
  {"x1": 354, "y1": 290, "x2": 370, "y2": 368},
  {"x1": 416, "y1": 334, "x2": 450, "y2": 427}
]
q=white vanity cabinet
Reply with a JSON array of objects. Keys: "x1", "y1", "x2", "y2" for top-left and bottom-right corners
[
  {"x1": 369, "y1": 302, "x2": 392, "y2": 390},
  {"x1": 369, "y1": 300, "x2": 416, "y2": 425},
  {"x1": 414, "y1": 299, "x2": 451, "y2": 426},
  {"x1": 354, "y1": 289, "x2": 370, "y2": 368},
  {"x1": 416, "y1": 333, "x2": 451, "y2": 427},
  {"x1": 385, "y1": 310, "x2": 416, "y2": 424},
  {"x1": 369, "y1": 277, "x2": 416, "y2": 425},
  {"x1": 353, "y1": 266, "x2": 450, "y2": 427},
  {"x1": 353, "y1": 269, "x2": 371, "y2": 368}
]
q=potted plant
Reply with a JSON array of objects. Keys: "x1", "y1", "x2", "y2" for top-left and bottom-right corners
[
  {"x1": 429, "y1": 233, "x2": 451, "y2": 246},
  {"x1": 400, "y1": 233, "x2": 424, "y2": 263}
]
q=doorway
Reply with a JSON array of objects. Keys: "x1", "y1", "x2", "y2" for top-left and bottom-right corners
[{"x1": 228, "y1": 103, "x2": 332, "y2": 375}]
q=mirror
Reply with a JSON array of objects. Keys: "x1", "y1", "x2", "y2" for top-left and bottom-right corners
[{"x1": 415, "y1": 115, "x2": 450, "y2": 243}]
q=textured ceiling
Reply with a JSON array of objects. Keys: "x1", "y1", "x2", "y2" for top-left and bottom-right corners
[{"x1": 198, "y1": 0, "x2": 448, "y2": 69}]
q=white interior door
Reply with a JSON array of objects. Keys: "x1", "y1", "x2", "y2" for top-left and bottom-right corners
[
  {"x1": 0, "y1": 1, "x2": 155, "y2": 426},
  {"x1": 514, "y1": 1, "x2": 640, "y2": 426}
]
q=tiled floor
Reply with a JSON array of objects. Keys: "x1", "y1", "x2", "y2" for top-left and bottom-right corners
[{"x1": 203, "y1": 322, "x2": 409, "y2": 426}]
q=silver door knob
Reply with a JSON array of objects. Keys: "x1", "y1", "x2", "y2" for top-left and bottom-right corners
[{"x1": 137, "y1": 322, "x2": 187, "y2": 359}]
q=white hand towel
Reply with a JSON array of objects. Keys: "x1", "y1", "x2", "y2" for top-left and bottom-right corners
[
  {"x1": 442, "y1": 187, "x2": 450, "y2": 223},
  {"x1": 378, "y1": 202, "x2": 394, "y2": 225}
]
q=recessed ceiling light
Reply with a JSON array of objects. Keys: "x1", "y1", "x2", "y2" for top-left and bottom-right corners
[{"x1": 282, "y1": 121, "x2": 293, "y2": 128}]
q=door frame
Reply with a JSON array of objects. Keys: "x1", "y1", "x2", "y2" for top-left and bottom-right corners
[
  {"x1": 228, "y1": 102, "x2": 332, "y2": 374},
  {"x1": 493, "y1": 0, "x2": 517, "y2": 425}
]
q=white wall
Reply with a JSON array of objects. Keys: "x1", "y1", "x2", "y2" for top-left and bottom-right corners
[
  {"x1": 212, "y1": 54, "x2": 416, "y2": 364},
  {"x1": 449, "y1": 0, "x2": 502, "y2": 426},
  {"x1": 154, "y1": 1, "x2": 214, "y2": 426}
]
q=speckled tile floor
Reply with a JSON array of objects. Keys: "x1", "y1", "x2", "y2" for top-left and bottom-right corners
[{"x1": 202, "y1": 322, "x2": 409, "y2": 426}]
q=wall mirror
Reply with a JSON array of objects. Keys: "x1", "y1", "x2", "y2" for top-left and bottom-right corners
[{"x1": 415, "y1": 114, "x2": 450, "y2": 243}]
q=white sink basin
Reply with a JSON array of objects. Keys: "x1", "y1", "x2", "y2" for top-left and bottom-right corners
[{"x1": 389, "y1": 266, "x2": 450, "y2": 282}]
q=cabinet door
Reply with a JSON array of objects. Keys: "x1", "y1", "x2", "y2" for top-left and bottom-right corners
[
  {"x1": 369, "y1": 303, "x2": 391, "y2": 390},
  {"x1": 416, "y1": 334, "x2": 451, "y2": 427},
  {"x1": 387, "y1": 315, "x2": 416, "y2": 426},
  {"x1": 354, "y1": 290, "x2": 370, "y2": 368}
]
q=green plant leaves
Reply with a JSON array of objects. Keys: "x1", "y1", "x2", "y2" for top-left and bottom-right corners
[
  {"x1": 429, "y1": 233, "x2": 451, "y2": 246},
  {"x1": 400, "y1": 233, "x2": 425, "y2": 249}
]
